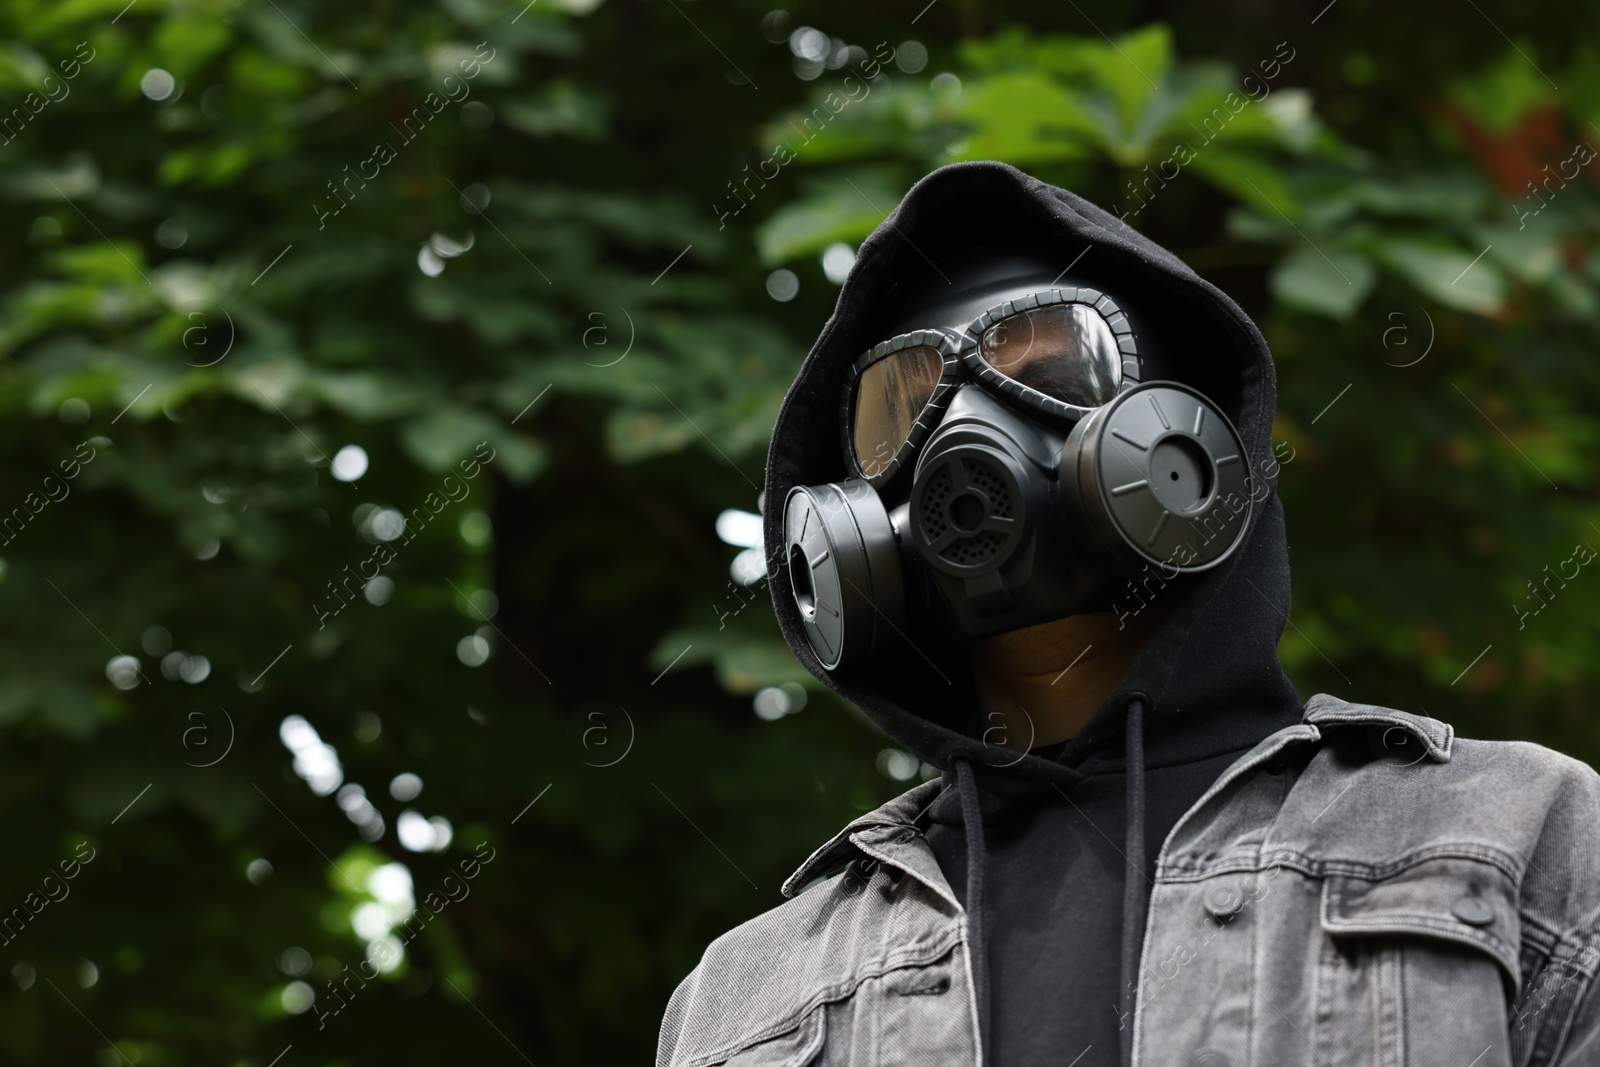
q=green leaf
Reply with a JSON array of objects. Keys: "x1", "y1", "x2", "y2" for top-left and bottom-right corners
[
  {"x1": 0, "y1": 43, "x2": 53, "y2": 92},
  {"x1": 1093, "y1": 23, "x2": 1174, "y2": 127},
  {"x1": 755, "y1": 172, "x2": 906, "y2": 264},
  {"x1": 399, "y1": 406, "x2": 505, "y2": 471},
  {"x1": 1476, "y1": 221, "x2": 1563, "y2": 284},
  {"x1": 1270, "y1": 246, "x2": 1375, "y2": 318},
  {"x1": 1372, "y1": 237, "x2": 1506, "y2": 315},
  {"x1": 1189, "y1": 149, "x2": 1297, "y2": 216},
  {"x1": 152, "y1": 14, "x2": 233, "y2": 77},
  {"x1": 0, "y1": 157, "x2": 100, "y2": 201},
  {"x1": 481, "y1": 430, "x2": 549, "y2": 483},
  {"x1": 499, "y1": 80, "x2": 608, "y2": 139},
  {"x1": 606, "y1": 405, "x2": 700, "y2": 462},
  {"x1": 953, "y1": 72, "x2": 1096, "y2": 164},
  {"x1": 307, "y1": 371, "x2": 421, "y2": 420},
  {"x1": 1445, "y1": 45, "x2": 1559, "y2": 133}
]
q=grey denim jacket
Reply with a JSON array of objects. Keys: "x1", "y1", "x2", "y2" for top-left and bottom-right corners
[{"x1": 658, "y1": 694, "x2": 1600, "y2": 1067}]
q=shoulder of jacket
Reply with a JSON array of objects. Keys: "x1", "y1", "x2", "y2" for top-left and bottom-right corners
[
  {"x1": 660, "y1": 835, "x2": 960, "y2": 1066},
  {"x1": 673, "y1": 780, "x2": 947, "y2": 992},
  {"x1": 1452, "y1": 734, "x2": 1600, "y2": 785},
  {"x1": 658, "y1": 779, "x2": 953, "y2": 1067},
  {"x1": 1292, "y1": 693, "x2": 1600, "y2": 914},
  {"x1": 780, "y1": 778, "x2": 943, "y2": 897},
  {"x1": 1304, "y1": 691, "x2": 1600, "y2": 790},
  {"x1": 1302, "y1": 692, "x2": 1455, "y2": 761},
  {"x1": 658, "y1": 881, "x2": 837, "y2": 1067}
]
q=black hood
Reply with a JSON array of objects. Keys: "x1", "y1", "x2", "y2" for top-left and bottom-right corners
[{"x1": 762, "y1": 161, "x2": 1303, "y2": 783}]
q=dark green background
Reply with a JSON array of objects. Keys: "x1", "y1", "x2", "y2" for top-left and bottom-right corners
[{"x1": 0, "y1": 0, "x2": 1596, "y2": 1062}]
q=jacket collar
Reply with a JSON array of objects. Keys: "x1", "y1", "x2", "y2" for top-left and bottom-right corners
[
  {"x1": 781, "y1": 779, "x2": 944, "y2": 899},
  {"x1": 1301, "y1": 693, "x2": 1454, "y2": 762},
  {"x1": 780, "y1": 695, "x2": 1454, "y2": 898}
]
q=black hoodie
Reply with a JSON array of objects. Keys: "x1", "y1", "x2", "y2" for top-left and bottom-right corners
[{"x1": 762, "y1": 162, "x2": 1303, "y2": 1067}]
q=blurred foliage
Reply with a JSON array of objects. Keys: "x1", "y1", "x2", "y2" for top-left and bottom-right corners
[{"x1": 0, "y1": 0, "x2": 1597, "y2": 1064}]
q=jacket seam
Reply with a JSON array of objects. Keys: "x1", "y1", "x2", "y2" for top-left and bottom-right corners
[
  {"x1": 1320, "y1": 887, "x2": 1521, "y2": 992},
  {"x1": 850, "y1": 832, "x2": 962, "y2": 914},
  {"x1": 1300, "y1": 703, "x2": 1454, "y2": 760},
  {"x1": 1153, "y1": 724, "x2": 1322, "y2": 873},
  {"x1": 1160, "y1": 842, "x2": 1526, "y2": 885},
  {"x1": 674, "y1": 925, "x2": 964, "y2": 1067},
  {"x1": 1525, "y1": 927, "x2": 1600, "y2": 1066},
  {"x1": 1519, "y1": 910, "x2": 1564, "y2": 957},
  {"x1": 782, "y1": 782, "x2": 943, "y2": 896}
]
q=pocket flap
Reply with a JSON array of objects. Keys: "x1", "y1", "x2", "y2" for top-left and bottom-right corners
[
  {"x1": 712, "y1": 1005, "x2": 826, "y2": 1067},
  {"x1": 1320, "y1": 856, "x2": 1522, "y2": 995}
]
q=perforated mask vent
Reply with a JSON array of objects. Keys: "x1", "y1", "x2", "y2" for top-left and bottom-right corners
[
  {"x1": 922, "y1": 465, "x2": 951, "y2": 542},
  {"x1": 915, "y1": 455, "x2": 1017, "y2": 571}
]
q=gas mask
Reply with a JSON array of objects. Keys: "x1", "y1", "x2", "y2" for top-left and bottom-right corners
[{"x1": 782, "y1": 282, "x2": 1254, "y2": 670}]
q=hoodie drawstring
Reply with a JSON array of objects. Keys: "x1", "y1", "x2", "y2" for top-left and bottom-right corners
[
  {"x1": 954, "y1": 757, "x2": 991, "y2": 1067},
  {"x1": 957, "y1": 696, "x2": 1149, "y2": 1067},
  {"x1": 1117, "y1": 695, "x2": 1148, "y2": 1067}
]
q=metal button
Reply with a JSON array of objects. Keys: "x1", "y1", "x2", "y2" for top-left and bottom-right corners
[
  {"x1": 1452, "y1": 894, "x2": 1495, "y2": 926},
  {"x1": 1203, "y1": 884, "x2": 1244, "y2": 920},
  {"x1": 1191, "y1": 1049, "x2": 1229, "y2": 1067}
]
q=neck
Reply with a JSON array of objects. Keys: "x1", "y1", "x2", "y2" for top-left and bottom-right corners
[{"x1": 970, "y1": 604, "x2": 1169, "y2": 750}]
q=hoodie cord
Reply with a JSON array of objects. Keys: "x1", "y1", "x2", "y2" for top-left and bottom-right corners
[
  {"x1": 954, "y1": 758, "x2": 991, "y2": 1067},
  {"x1": 1117, "y1": 696, "x2": 1149, "y2": 1067},
  {"x1": 958, "y1": 699, "x2": 1147, "y2": 1067}
]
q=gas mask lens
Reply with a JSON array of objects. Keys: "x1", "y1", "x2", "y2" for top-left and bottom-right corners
[
  {"x1": 851, "y1": 345, "x2": 944, "y2": 479},
  {"x1": 843, "y1": 330, "x2": 962, "y2": 485},
  {"x1": 978, "y1": 303, "x2": 1122, "y2": 408}
]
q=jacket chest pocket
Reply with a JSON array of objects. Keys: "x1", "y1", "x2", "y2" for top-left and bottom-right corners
[
  {"x1": 697, "y1": 953, "x2": 973, "y2": 1067},
  {"x1": 713, "y1": 1006, "x2": 827, "y2": 1067},
  {"x1": 1315, "y1": 857, "x2": 1520, "y2": 1067}
]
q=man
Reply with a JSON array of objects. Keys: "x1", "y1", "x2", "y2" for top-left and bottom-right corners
[{"x1": 657, "y1": 162, "x2": 1600, "y2": 1067}]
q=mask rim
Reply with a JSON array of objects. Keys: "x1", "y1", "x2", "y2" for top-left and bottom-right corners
[
  {"x1": 838, "y1": 326, "x2": 966, "y2": 489},
  {"x1": 839, "y1": 286, "x2": 1144, "y2": 484},
  {"x1": 957, "y1": 286, "x2": 1143, "y2": 423}
]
